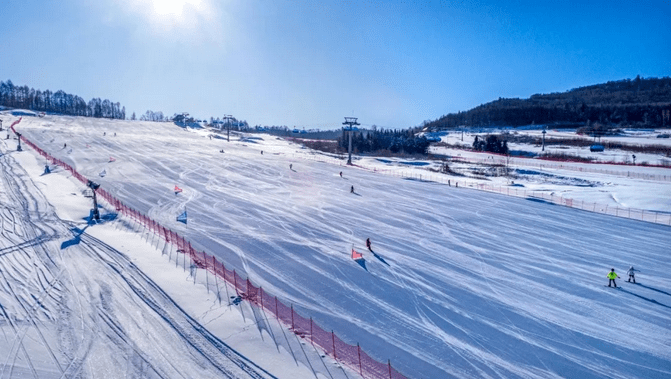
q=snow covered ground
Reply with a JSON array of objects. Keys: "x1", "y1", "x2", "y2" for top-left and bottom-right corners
[
  {"x1": 2, "y1": 111, "x2": 671, "y2": 378},
  {"x1": 0, "y1": 116, "x2": 357, "y2": 378},
  {"x1": 430, "y1": 128, "x2": 671, "y2": 166}
]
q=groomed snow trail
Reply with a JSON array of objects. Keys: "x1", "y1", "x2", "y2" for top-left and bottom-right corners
[
  {"x1": 10, "y1": 114, "x2": 671, "y2": 379},
  {"x1": 0, "y1": 134, "x2": 277, "y2": 378}
]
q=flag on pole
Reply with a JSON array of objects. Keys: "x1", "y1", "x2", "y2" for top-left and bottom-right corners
[
  {"x1": 109, "y1": 157, "x2": 116, "y2": 162},
  {"x1": 176, "y1": 210, "x2": 187, "y2": 224},
  {"x1": 174, "y1": 185, "x2": 183, "y2": 194},
  {"x1": 99, "y1": 169, "x2": 106, "y2": 177},
  {"x1": 351, "y1": 248, "x2": 363, "y2": 260}
]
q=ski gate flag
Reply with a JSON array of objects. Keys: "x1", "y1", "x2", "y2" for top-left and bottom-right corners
[
  {"x1": 176, "y1": 210, "x2": 187, "y2": 224},
  {"x1": 351, "y1": 248, "x2": 363, "y2": 260}
]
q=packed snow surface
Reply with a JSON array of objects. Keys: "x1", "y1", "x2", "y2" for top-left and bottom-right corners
[{"x1": 3, "y1": 113, "x2": 671, "y2": 378}]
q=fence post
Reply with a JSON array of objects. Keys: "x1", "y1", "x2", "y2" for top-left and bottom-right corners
[
  {"x1": 233, "y1": 270, "x2": 238, "y2": 295},
  {"x1": 275, "y1": 297, "x2": 279, "y2": 319},
  {"x1": 310, "y1": 317, "x2": 313, "y2": 346},
  {"x1": 204, "y1": 255, "x2": 209, "y2": 293},
  {"x1": 389, "y1": 359, "x2": 392, "y2": 379},
  {"x1": 332, "y1": 331, "x2": 336, "y2": 359},
  {"x1": 357, "y1": 343, "x2": 362, "y2": 375},
  {"x1": 291, "y1": 304, "x2": 294, "y2": 331},
  {"x1": 213, "y1": 256, "x2": 221, "y2": 305}
]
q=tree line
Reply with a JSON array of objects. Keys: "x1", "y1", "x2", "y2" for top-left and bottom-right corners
[
  {"x1": 425, "y1": 76, "x2": 671, "y2": 130},
  {"x1": 0, "y1": 80, "x2": 125, "y2": 119},
  {"x1": 338, "y1": 128, "x2": 430, "y2": 155}
]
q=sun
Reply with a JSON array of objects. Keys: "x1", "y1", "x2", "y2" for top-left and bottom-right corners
[{"x1": 150, "y1": 0, "x2": 201, "y2": 16}]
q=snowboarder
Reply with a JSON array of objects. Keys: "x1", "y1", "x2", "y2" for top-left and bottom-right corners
[
  {"x1": 339, "y1": 171, "x2": 343, "y2": 178},
  {"x1": 290, "y1": 164, "x2": 293, "y2": 170},
  {"x1": 261, "y1": 150, "x2": 263, "y2": 155},
  {"x1": 366, "y1": 238, "x2": 372, "y2": 252},
  {"x1": 103, "y1": 131, "x2": 106, "y2": 136},
  {"x1": 350, "y1": 185, "x2": 354, "y2": 193},
  {"x1": 63, "y1": 143, "x2": 67, "y2": 149},
  {"x1": 607, "y1": 268, "x2": 620, "y2": 287},
  {"x1": 627, "y1": 266, "x2": 639, "y2": 283}
]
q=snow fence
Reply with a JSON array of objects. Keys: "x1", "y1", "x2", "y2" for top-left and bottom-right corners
[
  {"x1": 293, "y1": 152, "x2": 671, "y2": 226},
  {"x1": 14, "y1": 127, "x2": 409, "y2": 379}
]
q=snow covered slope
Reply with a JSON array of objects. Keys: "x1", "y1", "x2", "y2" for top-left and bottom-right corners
[{"x1": 6, "y1": 113, "x2": 671, "y2": 378}]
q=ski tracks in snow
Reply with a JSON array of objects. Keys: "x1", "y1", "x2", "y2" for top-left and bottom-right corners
[{"x1": 0, "y1": 147, "x2": 277, "y2": 378}]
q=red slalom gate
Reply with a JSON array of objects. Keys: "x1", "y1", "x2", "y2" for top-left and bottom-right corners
[{"x1": 15, "y1": 126, "x2": 413, "y2": 379}]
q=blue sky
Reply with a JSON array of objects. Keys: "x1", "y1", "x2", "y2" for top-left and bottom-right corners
[{"x1": 1, "y1": 0, "x2": 669, "y2": 129}]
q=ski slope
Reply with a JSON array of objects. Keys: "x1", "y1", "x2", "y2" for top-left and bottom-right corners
[{"x1": 5, "y1": 113, "x2": 671, "y2": 378}]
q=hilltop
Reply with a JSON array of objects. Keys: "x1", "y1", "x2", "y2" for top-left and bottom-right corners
[{"x1": 424, "y1": 76, "x2": 671, "y2": 130}]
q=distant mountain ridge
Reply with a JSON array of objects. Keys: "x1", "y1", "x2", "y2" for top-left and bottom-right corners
[{"x1": 424, "y1": 76, "x2": 671, "y2": 130}]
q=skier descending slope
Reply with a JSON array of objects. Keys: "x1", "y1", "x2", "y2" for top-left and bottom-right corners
[
  {"x1": 627, "y1": 266, "x2": 640, "y2": 283},
  {"x1": 607, "y1": 268, "x2": 620, "y2": 287}
]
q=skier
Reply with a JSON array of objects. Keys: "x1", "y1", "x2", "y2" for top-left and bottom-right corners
[
  {"x1": 339, "y1": 171, "x2": 343, "y2": 178},
  {"x1": 261, "y1": 150, "x2": 263, "y2": 155},
  {"x1": 103, "y1": 131, "x2": 106, "y2": 136},
  {"x1": 63, "y1": 143, "x2": 67, "y2": 148},
  {"x1": 366, "y1": 238, "x2": 372, "y2": 252},
  {"x1": 290, "y1": 163, "x2": 293, "y2": 170},
  {"x1": 627, "y1": 266, "x2": 639, "y2": 283},
  {"x1": 607, "y1": 268, "x2": 620, "y2": 287},
  {"x1": 114, "y1": 132, "x2": 116, "y2": 136},
  {"x1": 350, "y1": 185, "x2": 354, "y2": 193}
]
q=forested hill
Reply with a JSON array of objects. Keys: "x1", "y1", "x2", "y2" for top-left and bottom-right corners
[
  {"x1": 424, "y1": 76, "x2": 671, "y2": 130},
  {"x1": 0, "y1": 80, "x2": 126, "y2": 119}
]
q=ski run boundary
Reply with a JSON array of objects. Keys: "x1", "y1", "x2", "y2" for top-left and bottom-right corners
[{"x1": 11, "y1": 122, "x2": 409, "y2": 379}]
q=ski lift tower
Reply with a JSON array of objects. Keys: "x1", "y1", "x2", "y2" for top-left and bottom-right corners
[
  {"x1": 87, "y1": 180, "x2": 101, "y2": 221},
  {"x1": 224, "y1": 114, "x2": 232, "y2": 142},
  {"x1": 342, "y1": 117, "x2": 360, "y2": 165}
]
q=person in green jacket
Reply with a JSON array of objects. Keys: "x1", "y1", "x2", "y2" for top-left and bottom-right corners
[{"x1": 607, "y1": 268, "x2": 620, "y2": 287}]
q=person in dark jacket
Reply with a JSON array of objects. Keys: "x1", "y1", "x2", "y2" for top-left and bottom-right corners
[{"x1": 366, "y1": 238, "x2": 372, "y2": 252}]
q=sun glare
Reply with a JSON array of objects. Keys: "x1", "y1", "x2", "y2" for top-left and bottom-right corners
[{"x1": 151, "y1": 0, "x2": 201, "y2": 16}]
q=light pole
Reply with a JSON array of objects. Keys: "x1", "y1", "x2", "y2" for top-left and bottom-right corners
[
  {"x1": 16, "y1": 132, "x2": 22, "y2": 151},
  {"x1": 342, "y1": 117, "x2": 360, "y2": 165},
  {"x1": 541, "y1": 127, "x2": 546, "y2": 152}
]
